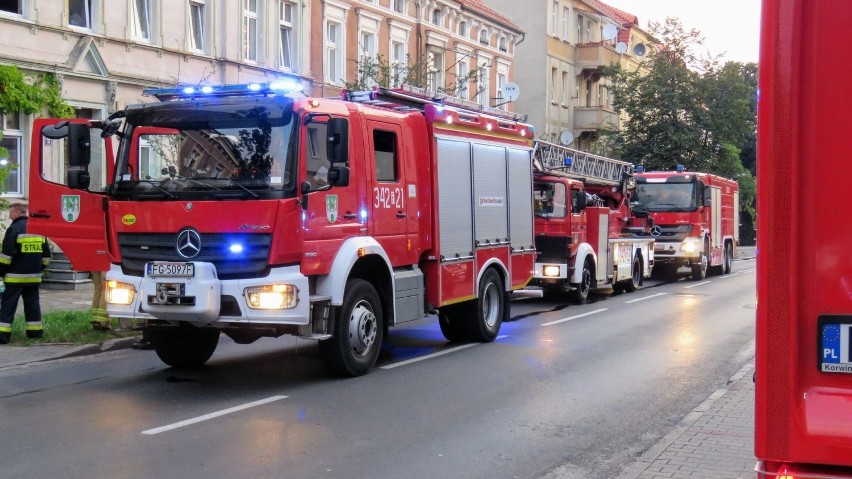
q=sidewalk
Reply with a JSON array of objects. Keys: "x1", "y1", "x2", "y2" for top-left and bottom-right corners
[{"x1": 0, "y1": 283, "x2": 139, "y2": 368}]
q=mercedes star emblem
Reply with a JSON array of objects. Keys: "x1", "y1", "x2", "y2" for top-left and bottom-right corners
[
  {"x1": 176, "y1": 229, "x2": 202, "y2": 259},
  {"x1": 650, "y1": 226, "x2": 663, "y2": 237}
]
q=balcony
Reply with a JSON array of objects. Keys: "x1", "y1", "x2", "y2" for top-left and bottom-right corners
[
  {"x1": 574, "y1": 106, "x2": 620, "y2": 131},
  {"x1": 575, "y1": 42, "x2": 621, "y2": 73}
]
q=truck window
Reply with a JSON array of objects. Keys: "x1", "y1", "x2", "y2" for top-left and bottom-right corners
[
  {"x1": 373, "y1": 130, "x2": 398, "y2": 182},
  {"x1": 306, "y1": 122, "x2": 330, "y2": 186},
  {"x1": 534, "y1": 181, "x2": 567, "y2": 218},
  {"x1": 634, "y1": 183, "x2": 697, "y2": 211}
]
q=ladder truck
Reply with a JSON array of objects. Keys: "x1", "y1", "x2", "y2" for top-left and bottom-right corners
[
  {"x1": 26, "y1": 81, "x2": 536, "y2": 377},
  {"x1": 530, "y1": 140, "x2": 655, "y2": 303}
]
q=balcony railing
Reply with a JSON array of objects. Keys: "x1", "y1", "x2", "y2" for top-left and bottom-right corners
[
  {"x1": 575, "y1": 42, "x2": 621, "y2": 72},
  {"x1": 574, "y1": 106, "x2": 619, "y2": 131}
]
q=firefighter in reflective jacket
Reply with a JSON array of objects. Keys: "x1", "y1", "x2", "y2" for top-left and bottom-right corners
[{"x1": 0, "y1": 202, "x2": 51, "y2": 344}]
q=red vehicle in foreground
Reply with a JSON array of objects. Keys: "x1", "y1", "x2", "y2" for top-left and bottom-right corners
[
  {"x1": 26, "y1": 84, "x2": 536, "y2": 377},
  {"x1": 755, "y1": 0, "x2": 852, "y2": 476}
]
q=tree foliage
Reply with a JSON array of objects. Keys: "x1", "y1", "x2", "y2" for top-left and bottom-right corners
[
  {"x1": 603, "y1": 17, "x2": 757, "y2": 219},
  {"x1": 345, "y1": 54, "x2": 486, "y2": 99}
]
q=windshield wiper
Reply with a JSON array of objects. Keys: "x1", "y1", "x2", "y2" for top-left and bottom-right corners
[
  {"x1": 140, "y1": 180, "x2": 178, "y2": 199},
  {"x1": 224, "y1": 178, "x2": 260, "y2": 199},
  {"x1": 650, "y1": 202, "x2": 691, "y2": 212}
]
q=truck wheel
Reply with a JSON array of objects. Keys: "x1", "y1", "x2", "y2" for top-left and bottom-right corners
[
  {"x1": 438, "y1": 304, "x2": 468, "y2": 342},
  {"x1": 723, "y1": 242, "x2": 733, "y2": 274},
  {"x1": 691, "y1": 251, "x2": 708, "y2": 280},
  {"x1": 319, "y1": 279, "x2": 384, "y2": 377},
  {"x1": 464, "y1": 269, "x2": 504, "y2": 342},
  {"x1": 569, "y1": 260, "x2": 592, "y2": 304},
  {"x1": 624, "y1": 257, "x2": 642, "y2": 293},
  {"x1": 150, "y1": 327, "x2": 220, "y2": 368}
]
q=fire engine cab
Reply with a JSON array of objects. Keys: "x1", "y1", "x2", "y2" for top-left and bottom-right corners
[{"x1": 27, "y1": 82, "x2": 536, "y2": 376}]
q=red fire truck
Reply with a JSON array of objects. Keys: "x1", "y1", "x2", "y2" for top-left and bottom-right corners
[
  {"x1": 530, "y1": 141, "x2": 655, "y2": 302},
  {"x1": 633, "y1": 169, "x2": 739, "y2": 281},
  {"x1": 755, "y1": 0, "x2": 852, "y2": 476},
  {"x1": 26, "y1": 83, "x2": 537, "y2": 376}
]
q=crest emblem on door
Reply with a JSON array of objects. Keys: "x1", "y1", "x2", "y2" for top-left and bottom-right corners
[
  {"x1": 61, "y1": 195, "x2": 81, "y2": 223},
  {"x1": 326, "y1": 194, "x2": 338, "y2": 223}
]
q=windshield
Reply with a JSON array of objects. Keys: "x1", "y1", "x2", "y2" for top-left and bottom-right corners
[
  {"x1": 634, "y1": 182, "x2": 698, "y2": 212},
  {"x1": 113, "y1": 96, "x2": 296, "y2": 200},
  {"x1": 534, "y1": 181, "x2": 567, "y2": 218}
]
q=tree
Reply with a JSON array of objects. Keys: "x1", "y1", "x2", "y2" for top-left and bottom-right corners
[
  {"x1": 345, "y1": 54, "x2": 486, "y2": 100},
  {"x1": 0, "y1": 65, "x2": 74, "y2": 205}
]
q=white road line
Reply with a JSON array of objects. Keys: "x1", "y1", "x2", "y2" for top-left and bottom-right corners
[
  {"x1": 625, "y1": 292, "x2": 668, "y2": 304},
  {"x1": 541, "y1": 308, "x2": 608, "y2": 327},
  {"x1": 717, "y1": 273, "x2": 740, "y2": 279},
  {"x1": 740, "y1": 268, "x2": 756, "y2": 274},
  {"x1": 683, "y1": 281, "x2": 711, "y2": 289},
  {"x1": 142, "y1": 395, "x2": 288, "y2": 435},
  {"x1": 380, "y1": 343, "x2": 479, "y2": 370}
]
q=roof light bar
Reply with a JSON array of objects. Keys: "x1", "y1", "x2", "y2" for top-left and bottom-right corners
[{"x1": 144, "y1": 81, "x2": 306, "y2": 101}]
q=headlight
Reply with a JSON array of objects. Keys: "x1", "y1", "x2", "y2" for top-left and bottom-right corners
[
  {"x1": 543, "y1": 265, "x2": 561, "y2": 277},
  {"x1": 245, "y1": 284, "x2": 299, "y2": 309},
  {"x1": 105, "y1": 280, "x2": 135, "y2": 305},
  {"x1": 681, "y1": 238, "x2": 700, "y2": 254}
]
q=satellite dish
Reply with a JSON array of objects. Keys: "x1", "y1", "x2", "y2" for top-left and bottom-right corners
[
  {"x1": 603, "y1": 24, "x2": 618, "y2": 41},
  {"x1": 501, "y1": 82, "x2": 520, "y2": 102},
  {"x1": 559, "y1": 130, "x2": 575, "y2": 146},
  {"x1": 633, "y1": 43, "x2": 647, "y2": 56},
  {"x1": 616, "y1": 42, "x2": 628, "y2": 54}
]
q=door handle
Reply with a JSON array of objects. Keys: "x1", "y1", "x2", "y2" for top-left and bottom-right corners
[
  {"x1": 343, "y1": 213, "x2": 358, "y2": 219},
  {"x1": 31, "y1": 211, "x2": 50, "y2": 219},
  {"x1": 396, "y1": 212, "x2": 407, "y2": 218}
]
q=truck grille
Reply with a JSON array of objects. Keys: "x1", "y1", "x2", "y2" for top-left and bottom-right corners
[
  {"x1": 118, "y1": 233, "x2": 273, "y2": 280},
  {"x1": 631, "y1": 224, "x2": 693, "y2": 241},
  {"x1": 535, "y1": 236, "x2": 570, "y2": 263}
]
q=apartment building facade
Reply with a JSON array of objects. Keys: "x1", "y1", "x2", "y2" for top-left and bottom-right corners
[
  {"x1": 0, "y1": 0, "x2": 521, "y2": 201},
  {"x1": 485, "y1": 0, "x2": 654, "y2": 151}
]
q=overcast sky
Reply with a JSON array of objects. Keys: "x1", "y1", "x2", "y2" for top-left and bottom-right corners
[{"x1": 600, "y1": 0, "x2": 761, "y2": 63}]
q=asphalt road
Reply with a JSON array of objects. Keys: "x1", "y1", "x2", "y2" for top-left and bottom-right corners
[{"x1": 0, "y1": 259, "x2": 756, "y2": 479}]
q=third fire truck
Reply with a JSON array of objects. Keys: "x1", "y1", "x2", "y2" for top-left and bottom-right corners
[
  {"x1": 633, "y1": 169, "x2": 739, "y2": 281},
  {"x1": 530, "y1": 141, "x2": 655, "y2": 302},
  {"x1": 26, "y1": 83, "x2": 536, "y2": 377}
]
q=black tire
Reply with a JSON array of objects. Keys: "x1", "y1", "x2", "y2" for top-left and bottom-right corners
[
  {"x1": 319, "y1": 279, "x2": 384, "y2": 377},
  {"x1": 569, "y1": 259, "x2": 592, "y2": 304},
  {"x1": 612, "y1": 283, "x2": 624, "y2": 294},
  {"x1": 464, "y1": 269, "x2": 504, "y2": 342},
  {"x1": 624, "y1": 257, "x2": 642, "y2": 292},
  {"x1": 438, "y1": 304, "x2": 468, "y2": 342},
  {"x1": 723, "y1": 242, "x2": 733, "y2": 274},
  {"x1": 150, "y1": 327, "x2": 220, "y2": 368},
  {"x1": 691, "y1": 241, "x2": 709, "y2": 281}
]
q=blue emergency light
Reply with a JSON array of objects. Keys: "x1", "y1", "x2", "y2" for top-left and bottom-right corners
[
  {"x1": 564, "y1": 156, "x2": 573, "y2": 167},
  {"x1": 676, "y1": 164, "x2": 685, "y2": 172},
  {"x1": 636, "y1": 165, "x2": 645, "y2": 173},
  {"x1": 144, "y1": 80, "x2": 305, "y2": 101}
]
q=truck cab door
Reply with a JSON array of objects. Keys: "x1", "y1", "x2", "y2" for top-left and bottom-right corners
[
  {"x1": 28, "y1": 119, "x2": 113, "y2": 271},
  {"x1": 366, "y1": 121, "x2": 410, "y2": 265}
]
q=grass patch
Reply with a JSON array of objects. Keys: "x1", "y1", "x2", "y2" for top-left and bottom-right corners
[{"x1": 9, "y1": 310, "x2": 138, "y2": 346}]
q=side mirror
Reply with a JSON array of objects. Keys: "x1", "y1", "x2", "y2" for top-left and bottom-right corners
[
  {"x1": 300, "y1": 181, "x2": 311, "y2": 210},
  {"x1": 575, "y1": 190, "x2": 587, "y2": 211},
  {"x1": 702, "y1": 184, "x2": 712, "y2": 207},
  {"x1": 68, "y1": 123, "x2": 92, "y2": 167},
  {"x1": 67, "y1": 169, "x2": 91, "y2": 190},
  {"x1": 328, "y1": 165, "x2": 350, "y2": 187},
  {"x1": 327, "y1": 118, "x2": 349, "y2": 164}
]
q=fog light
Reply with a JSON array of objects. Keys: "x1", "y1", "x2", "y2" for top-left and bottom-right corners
[
  {"x1": 105, "y1": 280, "x2": 135, "y2": 305},
  {"x1": 543, "y1": 265, "x2": 561, "y2": 277},
  {"x1": 245, "y1": 284, "x2": 298, "y2": 309}
]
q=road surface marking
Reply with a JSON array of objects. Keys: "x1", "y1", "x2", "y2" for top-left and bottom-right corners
[
  {"x1": 381, "y1": 343, "x2": 479, "y2": 369},
  {"x1": 625, "y1": 292, "x2": 668, "y2": 304},
  {"x1": 740, "y1": 268, "x2": 756, "y2": 274},
  {"x1": 683, "y1": 281, "x2": 711, "y2": 289},
  {"x1": 541, "y1": 308, "x2": 607, "y2": 327},
  {"x1": 717, "y1": 273, "x2": 740, "y2": 279},
  {"x1": 142, "y1": 395, "x2": 288, "y2": 435}
]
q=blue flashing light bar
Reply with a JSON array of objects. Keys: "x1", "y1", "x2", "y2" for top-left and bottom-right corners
[
  {"x1": 636, "y1": 165, "x2": 645, "y2": 173},
  {"x1": 144, "y1": 81, "x2": 306, "y2": 101},
  {"x1": 676, "y1": 164, "x2": 685, "y2": 172},
  {"x1": 564, "y1": 156, "x2": 573, "y2": 167}
]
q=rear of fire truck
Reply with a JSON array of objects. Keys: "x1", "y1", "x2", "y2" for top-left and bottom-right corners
[{"x1": 755, "y1": 0, "x2": 852, "y2": 476}]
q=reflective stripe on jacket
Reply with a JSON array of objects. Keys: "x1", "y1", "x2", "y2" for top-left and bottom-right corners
[{"x1": 0, "y1": 217, "x2": 51, "y2": 284}]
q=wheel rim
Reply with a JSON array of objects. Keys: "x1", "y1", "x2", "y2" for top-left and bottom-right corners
[
  {"x1": 632, "y1": 261, "x2": 641, "y2": 286},
  {"x1": 726, "y1": 245, "x2": 733, "y2": 270},
  {"x1": 481, "y1": 281, "x2": 501, "y2": 329},
  {"x1": 581, "y1": 266, "x2": 591, "y2": 294},
  {"x1": 348, "y1": 300, "x2": 377, "y2": 358}
]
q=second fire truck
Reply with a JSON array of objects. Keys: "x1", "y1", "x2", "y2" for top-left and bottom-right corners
[{"x1": 27, "y1": 83, "x2": 537, "y2": 376}]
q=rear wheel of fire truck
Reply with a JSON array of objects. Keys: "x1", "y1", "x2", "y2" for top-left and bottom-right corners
[
  {"x1": 464, "y1": 268, "x2": 504, "y2": 342},
  {"x1": 691, "y1": 240, "x2": 710, "y2": 281},
  {"x1": 569, "y1": 259, "x2": 592, "y2": 304},
  {"x1": 149, "y1": 327, "x2": 220, "y2": 368},
  {"x1": 319, "y1": 279, "x2": 384, "y2": 377},
  {"x1": 438, "y1": 304, "x2": 468, "y2": 342},
  {"x1": 624, "y1": 256, "x2": 642, "y2": 293},
  {"x1": 723, "y1": 241, "x2": 733, "y2": 274}
]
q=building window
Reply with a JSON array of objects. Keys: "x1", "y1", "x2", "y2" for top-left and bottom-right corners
[
  {"x1": 456, "y1": 57, "x2": 470, "y2": 98},
  {"x1": 477, "y1": 62, "x2": 490, "y2": 106},
  {"x1": 189, "y1": 0, "x2": 206, "y2": 52},
  {"x1": 0, "y1": 112, "x2": 23, "y2": 195},
  {"x1": 132, "y1": 0, "x2": 152, "y2": 41},
  {"x1": 0, "y1": 0, "x2": 21, "y2": 14},
  {"x1": 431, "y1": 9, "x2": 442, "y2": 26},
  {"x1": 279, "y1": 0, "x2": 294, "y2": 69},
  {"x1": 360, "y1": 31, "x2": 376, "y2": 63},
  {"x1": 326, "y1": 20, "x2": 343, "y2": 83},
  {"x1": 427, "y1": 49, "x2": 443, "y2": 93},
  {"x1": 498, "y1": 36, "x2": 508, "y2": 52},
  {"x1": 479, "y1": 28, "x2": 488, "y2": 45},
  {"x1": 562, "y1": 7, "x2": 569, "y2": 41},
  {"x1": 496, "y1": 71, "x2": 507, "y2": 109},
  {"x1": 244, "y1": 0, "x2": 259, "y2": 61},
  {"x1": 551, "y1": 67, "x2": 558, "y2": 103},
  {"x1": 551, "y1": 1, "x2": 558, "y2": 36},
  {"x1": 561, "y1": 71, "x2": 568, "y2": 105},
  {"x1": 576, "y1": 14, "x2": 583, "y2": 43},
  {"x1": 586, "y1": 79, "x2": 592, "y2": 107},
  {"x1": 69, "y1": 0, "x2": 92, "y2": 29},
  {"x1": 457, "y1": 20, "x2": 467, "y2": 37},
  {"x1": 393, "y1": 0, "x2": 405, "y2": 14},
  {"x1": 391, "y1": 40, "x2": 406, "y2": 85}
]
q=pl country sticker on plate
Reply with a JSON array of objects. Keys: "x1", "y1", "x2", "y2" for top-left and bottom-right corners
[
  {"x1": 61, "y1": 195, "x2": 80, "y2": 222},
  {"x1": 819, "y1": 315, "x2": 852, "y2": 373}
]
